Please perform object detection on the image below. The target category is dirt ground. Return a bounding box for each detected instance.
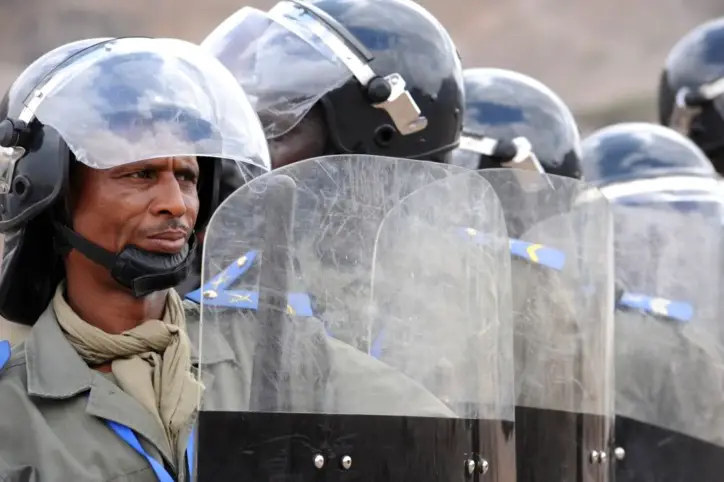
[1,0,723,133]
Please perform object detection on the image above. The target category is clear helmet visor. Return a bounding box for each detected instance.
[17,37,271,173]
[201,4,353,139]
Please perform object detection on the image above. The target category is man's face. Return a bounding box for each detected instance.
[268,104,328,169]
[71,156,200,255]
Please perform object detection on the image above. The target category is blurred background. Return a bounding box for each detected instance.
[1,0,723,134]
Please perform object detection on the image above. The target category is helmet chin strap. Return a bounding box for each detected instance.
[53,222,196,298]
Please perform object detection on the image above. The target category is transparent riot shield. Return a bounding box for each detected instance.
[472,169,615,482]
[612,204,724,482]
[195,156,515,481]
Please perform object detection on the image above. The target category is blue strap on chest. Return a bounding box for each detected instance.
[184,250,313,316]
[108,421,194,482]
[458,227,566,271]
[617,292,693,323]
[0,340,10,372]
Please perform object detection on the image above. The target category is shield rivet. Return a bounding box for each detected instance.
[590,450,601,463]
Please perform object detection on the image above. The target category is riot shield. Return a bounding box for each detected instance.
[612,204,724,482]
[474,169,615,482]
[195,156,515,481]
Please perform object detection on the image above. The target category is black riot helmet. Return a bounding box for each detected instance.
[658,17,724,174]
[452,68,582,179]
[201,0,464,167]
[579,123,723,216]
[581,122,716,186]
[0,37,270,325]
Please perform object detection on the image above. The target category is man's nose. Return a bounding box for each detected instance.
[151,172,187,218]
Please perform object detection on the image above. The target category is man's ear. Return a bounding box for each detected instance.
[64,160,86,228]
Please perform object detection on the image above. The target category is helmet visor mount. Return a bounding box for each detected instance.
[669,76,724,137]
[454,133,548,191]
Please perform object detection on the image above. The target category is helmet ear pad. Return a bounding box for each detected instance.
[0,210,65,325]
[0,124,70,233]
[0,124,71,325]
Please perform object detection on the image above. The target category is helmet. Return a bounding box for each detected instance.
[0,37,270,324]
[580,122,716,185]
[201,0,464,164]
[658,17,724,174]
[580,123,723,217]
[451,68,582,179]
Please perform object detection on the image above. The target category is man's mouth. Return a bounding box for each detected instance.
[145,230,189,253]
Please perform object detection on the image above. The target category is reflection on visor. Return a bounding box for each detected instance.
[11,37,272,171]
[203,6,353,138]
[106,108,217,143]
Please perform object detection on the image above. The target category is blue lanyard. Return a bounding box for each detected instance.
[107,421,194,482]
[0,340,10,372]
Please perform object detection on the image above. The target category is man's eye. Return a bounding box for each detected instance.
[128,170,155,179]
[177,172,199,183]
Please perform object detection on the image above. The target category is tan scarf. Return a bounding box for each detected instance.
[52,284,203,463]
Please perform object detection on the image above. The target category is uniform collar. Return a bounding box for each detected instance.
[24,297,236,398]
[25,303,94,398]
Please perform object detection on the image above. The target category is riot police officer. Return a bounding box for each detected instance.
[658,17,724,175]
[423,69,613,481]
[581,121,724,479]
[580,122,723,217]
[201,0,464,168]
[452,68,582,179]
[449,70,615,481]
[179,0,469,298]
[0,36,271,481]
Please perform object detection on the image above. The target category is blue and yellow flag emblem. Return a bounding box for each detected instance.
[185,250,313,316]
[460,227,566,271]
[618,292,693,323]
